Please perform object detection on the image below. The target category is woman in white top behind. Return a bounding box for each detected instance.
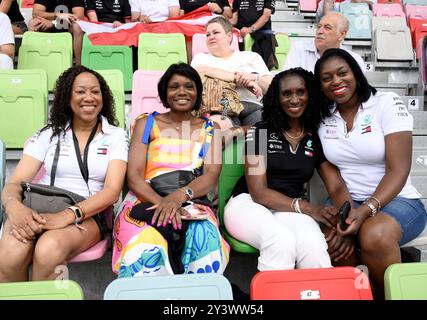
[191,16,272,134]
[130,0,180,23]
[0,66,128,282]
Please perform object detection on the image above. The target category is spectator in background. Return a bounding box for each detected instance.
[284,12,364,73]
[129,0,180,23]
[72,0,131,65]
[0,12,14,70]
[230,0,276,69]
[28,1,85,67]
[317,0,377,20]
[85,0,131,26]
[179,0,232,19]
[0,0,28,34]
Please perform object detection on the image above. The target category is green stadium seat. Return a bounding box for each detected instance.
[0,280,84,300]
[0,139,5,226]
[0,69,48,118]
[82,35,133,91]
[17,32,72,91]
[137,33,187,70]
[0,88,46,148]
[218,139,258,253]
[96,69,126,128]
[384,262,427,300]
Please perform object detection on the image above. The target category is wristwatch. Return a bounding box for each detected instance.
[249,26,256,34]
[363,200,377,217]
[68,205,85,224]
[181,186,194,200]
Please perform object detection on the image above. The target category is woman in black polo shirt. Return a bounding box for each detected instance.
[224,68,354,271]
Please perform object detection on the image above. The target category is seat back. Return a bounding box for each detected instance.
[341,3,373,39]
[96,69,125,128]
[409,18,427,46]
[17,31,72,91]
[0,88,46,148]
[191,33,239,60]
[138,33,187,70]
[131,70,167,128]
[275,33,291,71]
[104,274,233,300]
[384,262,427,299]
[373,3,405,17]
[414,26,427,57]
[404,0,427,5]
[21,0,34,7]
[0,280,84,300]
[82,35,133,91]
[218,139,245,226]
[372,16,407,33]
[406,4,427,19]
[299,0,317,12]
[375,25,414,60]
[0,69,48,104]
[251,267,374,300]
[0,139,5,225]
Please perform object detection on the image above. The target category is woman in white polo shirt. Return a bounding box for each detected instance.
[315,48,427,299]
[0,66,128,281]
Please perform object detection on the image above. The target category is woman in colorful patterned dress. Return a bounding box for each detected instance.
[112,63,229,277]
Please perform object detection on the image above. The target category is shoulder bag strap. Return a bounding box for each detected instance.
[142,112,158,145]
[49,135,61,187]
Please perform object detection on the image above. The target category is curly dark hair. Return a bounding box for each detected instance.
[157,63,203,111]
[314,48,377,119]
[262,67,321,135]
[47,65,117,138]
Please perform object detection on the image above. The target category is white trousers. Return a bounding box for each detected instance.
[224,193,332,271]
[0,53,13,70]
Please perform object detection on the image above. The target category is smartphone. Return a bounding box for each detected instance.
[181,205,209,221]
[339,201,351,231]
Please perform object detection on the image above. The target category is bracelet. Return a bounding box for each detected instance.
[292,198,302,213]
[368,196,381,210]
[362,200,377,217]
[291,198,297,212]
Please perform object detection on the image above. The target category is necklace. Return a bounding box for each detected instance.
[284,125,305,140]
[340,105,359,124]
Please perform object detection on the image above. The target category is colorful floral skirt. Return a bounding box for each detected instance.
[112,191,230,277]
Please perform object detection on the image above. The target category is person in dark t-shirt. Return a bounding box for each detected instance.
[179,0,231,19]
[224,67,355,271]
[85,0,131,24]
[0,0,27,34]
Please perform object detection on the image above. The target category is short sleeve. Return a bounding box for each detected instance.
[245,123,268,157]
[265,0,275,12]
[232,0,239,12]
[251,52,270,76]
[108,128,129,162]
[122,0,131,17]
[379,93,413,136]
[313,134,327,169]
[168,0,180,7]
[23,128,52,163]
[0,14,14,46]
[85,0,95,11]
[129,0,140,12]
[71,0,85,8]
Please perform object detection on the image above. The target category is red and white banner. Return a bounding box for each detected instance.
[77,5,217,46]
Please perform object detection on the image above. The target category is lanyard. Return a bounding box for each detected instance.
[72,119,100,192]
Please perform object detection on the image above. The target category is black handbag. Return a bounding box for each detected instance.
[21,121,99,213]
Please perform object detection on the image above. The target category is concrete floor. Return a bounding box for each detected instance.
[68,248,259,300]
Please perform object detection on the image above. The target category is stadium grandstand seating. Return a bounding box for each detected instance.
[17,32,72,91]
[137,33,187,70]
[384,262,427,299]
[104,274,233,300]
[96,69,126,129]
[0,280,84,300]
[82,35,133,92]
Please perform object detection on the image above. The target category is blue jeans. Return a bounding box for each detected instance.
[326,197,427,246]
